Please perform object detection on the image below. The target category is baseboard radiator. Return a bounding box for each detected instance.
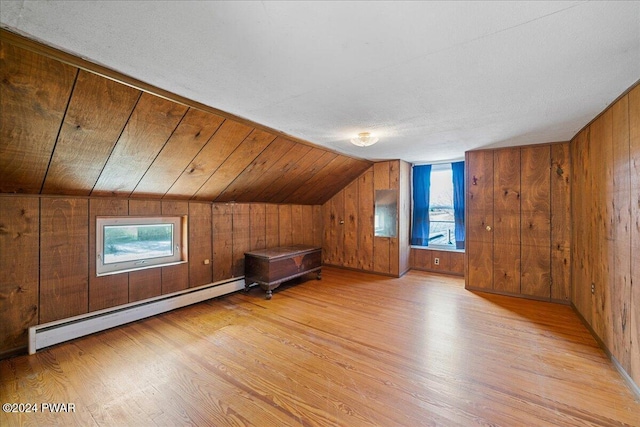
[28,277,247,354]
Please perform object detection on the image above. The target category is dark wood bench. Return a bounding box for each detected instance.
[244,245,322,299]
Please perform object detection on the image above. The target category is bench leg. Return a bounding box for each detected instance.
[265,290,272,300]
[317,269,322,280]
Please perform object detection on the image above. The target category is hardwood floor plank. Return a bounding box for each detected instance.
[2,268,638,426]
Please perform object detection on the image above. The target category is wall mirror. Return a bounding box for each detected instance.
[374,189,397,237]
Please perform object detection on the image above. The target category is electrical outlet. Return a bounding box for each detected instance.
[434,257,440,266]
[591,283,595,294]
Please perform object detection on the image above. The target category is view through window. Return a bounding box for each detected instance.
[103,223,174,264]
[429,163,455,247]
[96,216,186,276]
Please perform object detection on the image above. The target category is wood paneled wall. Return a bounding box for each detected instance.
[410,249,464,276]
[0,31,372,205]
[465,142,571,303]
[571,84,640,389]
[322,160,411,277]
[0,195,322,358]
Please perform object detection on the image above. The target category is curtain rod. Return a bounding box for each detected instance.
[412,158,464,167]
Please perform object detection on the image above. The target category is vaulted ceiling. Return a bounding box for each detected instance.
[0,34,371,204]
[1,1,638,164]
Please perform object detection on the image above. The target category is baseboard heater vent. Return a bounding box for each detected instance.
[29,277,247,354]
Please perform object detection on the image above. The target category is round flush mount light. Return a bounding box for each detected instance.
[350,132,379,147]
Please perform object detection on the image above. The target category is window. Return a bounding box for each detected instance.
[96,216,187,276]
[411,161,465,250]
[429,164,455,248]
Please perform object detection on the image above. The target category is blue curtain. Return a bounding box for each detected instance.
[452,161,465,249]
[411,165,432,246]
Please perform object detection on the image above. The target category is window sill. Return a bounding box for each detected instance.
[410,245,465,254]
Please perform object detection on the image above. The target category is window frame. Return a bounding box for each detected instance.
[96,215,188,276]
[411,161,464,252]
[426,163,456,250]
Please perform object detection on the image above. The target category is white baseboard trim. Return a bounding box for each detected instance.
[28,277,248,354]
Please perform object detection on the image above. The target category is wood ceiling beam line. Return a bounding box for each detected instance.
[88,92,143,197]
[0,29,364,161]
[39,69,80,194]
[160,117,228,200]
[127,107,191,198]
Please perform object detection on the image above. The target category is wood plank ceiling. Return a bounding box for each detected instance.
[0,34,372,205]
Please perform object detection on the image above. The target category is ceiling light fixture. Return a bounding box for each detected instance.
[350,132,379,147]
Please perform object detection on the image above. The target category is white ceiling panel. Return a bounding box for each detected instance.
[1,0,638,163]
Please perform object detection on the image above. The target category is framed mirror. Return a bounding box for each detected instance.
[374,189,397,237]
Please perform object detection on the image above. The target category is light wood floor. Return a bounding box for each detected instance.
[1,268,639,426]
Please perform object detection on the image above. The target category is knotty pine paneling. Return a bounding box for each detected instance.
[0,197,39,356]
[466,150,494,213]
[521,145,551,299]
[0,41,76,194]
[324,191,344,265]
[194,129,276,201]
[188,202,212,287]
[373,237,391,274]
[611,95,632,372]
[313,158,373,206]
[0,194,326,357]
[291,204,305,244]
[571,128,592,323]
[128,199,162,302]
[265,204,280,248]
[232,203,251,278]
[161,200,189,294]
[89,198,129,312]
[212,203,233,282]
[284,156,351,205]
[521,145,551,247]
[267,149,336,204]
[40,198,88,323]
[287,156,363,205]
[493,148,520,294]
[165,119,253,199]
[217,137,297,203]
[43,70,141,196]
[343,180,359,269]
[133,108,225,198]
[450,251,465,275]
[590,109,614,348]
[372,160,398,275]
[91,93,187,197]
[629,85,640,386]
[493,243,521,294]
[302,205,315,246]
[466,213,495,244]
[312,205,323,248]
[242,143,313,203]
[1,33,373,205]
[411,249,465,276]
[465,150,494,290]
[570,83,640,390]
[551,143,571,303]
[249,203,267,251]
[467,240,494,290]
[357,169,374,271]
[129,269,162,303]
[374,162,391,190]
[494,148,521,214]
[466,144,568,300]
[278,204,293,247]
[520,244,551,298]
